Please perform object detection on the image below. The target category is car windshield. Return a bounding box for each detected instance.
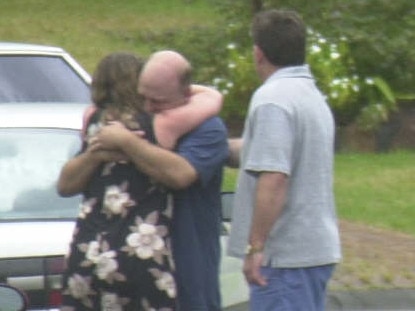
[0,128,82,220]
[0,55,90,103]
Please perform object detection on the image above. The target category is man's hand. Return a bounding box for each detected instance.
[243,252,267,286]
[88,121,130,151]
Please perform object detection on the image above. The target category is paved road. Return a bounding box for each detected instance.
[224,289,415,311]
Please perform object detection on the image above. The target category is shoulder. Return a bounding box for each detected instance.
[250,84,292,116]
[252,77,317,114]
[185,116,227,136]
[200,116,226,129]
[176,117,229,172]
[177,116,228,150]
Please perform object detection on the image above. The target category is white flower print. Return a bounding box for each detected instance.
[95,250,118,280]
[79,237,126,284]
[121,212,171,264]
[141,298,156,311]
[78,198,96,219]
[85,240,100,263]
[86,123,102,141]
[126,223,165,259]
[102,162,116,176]
[67,274,91,299]
[103,184,135,217]
[65,273,96,308]
[101,292,126,311]
[152,270,177,298]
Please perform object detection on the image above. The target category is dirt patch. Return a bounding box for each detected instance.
[329,220,415,290]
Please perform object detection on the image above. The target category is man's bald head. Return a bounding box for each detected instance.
[138,50,192,112]
[147,50,192,84]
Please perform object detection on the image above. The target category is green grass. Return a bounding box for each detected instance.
[223,151,415,236]
[222,168,238,192]
[334,150,415,235]
[0,0,220,72]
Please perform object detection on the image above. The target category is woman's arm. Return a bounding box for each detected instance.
[154,84,223,149]
[57,150,101,197]
[57,146,128,197]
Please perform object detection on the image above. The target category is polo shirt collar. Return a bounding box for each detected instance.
[266,65,313,83]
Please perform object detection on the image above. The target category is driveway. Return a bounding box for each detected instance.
[224,289,415,310]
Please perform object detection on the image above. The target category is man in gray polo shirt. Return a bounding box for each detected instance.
[227,9,341,310]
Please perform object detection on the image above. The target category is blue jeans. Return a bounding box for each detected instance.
[249,264,335,311]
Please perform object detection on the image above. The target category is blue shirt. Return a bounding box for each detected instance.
[172,116,228,310]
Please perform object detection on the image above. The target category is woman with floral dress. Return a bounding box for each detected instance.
[58,52,222,310]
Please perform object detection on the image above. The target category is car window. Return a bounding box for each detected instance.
[0,128,82,220]
[0,56,90,103]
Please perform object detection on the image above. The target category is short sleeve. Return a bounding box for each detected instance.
[176,117,228,187]
[244,103,294,175]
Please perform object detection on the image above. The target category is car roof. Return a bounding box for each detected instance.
[0,103,90,130]
[0,42,92,84]
[0,42,65,54]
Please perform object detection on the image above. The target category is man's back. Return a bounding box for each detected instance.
[229,65,341,267]
[172,116,228,310]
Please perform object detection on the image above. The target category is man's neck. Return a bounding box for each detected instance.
[259,63,279,82]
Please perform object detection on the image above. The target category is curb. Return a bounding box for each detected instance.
[224,289,415,310]
[327,289,415,310]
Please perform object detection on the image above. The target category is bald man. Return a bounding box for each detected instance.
[139,50,192,114]
[91,50,228,310]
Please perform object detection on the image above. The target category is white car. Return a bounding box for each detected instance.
[0,42,248,310]
[0,103,88,309]
[0,42,91,104]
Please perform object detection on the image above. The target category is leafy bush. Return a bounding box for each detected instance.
[132,26,229,85]
[207,24,397,130]
[209,0,401,130]
[307,30,397,129]
[355,77,397,130]
[130,1,401,130]
[307,29,361,126]
[244,0,415,96]
[211,43,259,120]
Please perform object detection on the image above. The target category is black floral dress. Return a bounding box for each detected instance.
[61,110,176,311]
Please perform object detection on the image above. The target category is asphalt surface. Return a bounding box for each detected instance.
[224,289,415,310]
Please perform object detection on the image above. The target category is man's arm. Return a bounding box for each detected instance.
[250,171,288,252]
[243,171,288,286]
[91,122,198,190]
[227,138,243,168]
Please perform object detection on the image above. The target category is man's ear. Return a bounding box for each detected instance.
[184,85,192,98]
[253,45,264,64]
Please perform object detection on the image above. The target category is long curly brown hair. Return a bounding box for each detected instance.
[91,52,145,122]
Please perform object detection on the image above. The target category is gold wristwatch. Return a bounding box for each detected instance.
[244,244,263,256]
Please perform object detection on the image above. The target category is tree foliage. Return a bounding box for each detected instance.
[246,0,415,95]
[209,0,413,129]
[135,0,413,130]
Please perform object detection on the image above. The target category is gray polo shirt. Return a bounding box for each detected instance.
[227,65,342,268]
